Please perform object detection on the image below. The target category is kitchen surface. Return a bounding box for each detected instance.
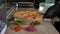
[6,20,59,34]
[0,0,60,34]
[5,7,59,34]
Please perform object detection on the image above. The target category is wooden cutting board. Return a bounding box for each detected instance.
[5,20,59,34]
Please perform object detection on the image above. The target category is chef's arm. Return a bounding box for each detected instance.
[43,6,56,21]
[43,5,60,21]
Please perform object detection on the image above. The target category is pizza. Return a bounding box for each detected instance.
[13,10,43,20]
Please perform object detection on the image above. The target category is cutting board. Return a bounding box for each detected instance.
[5,20,59,34]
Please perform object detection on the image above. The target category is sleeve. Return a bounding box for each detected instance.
[43,5,56,19]
[43,5,60,19]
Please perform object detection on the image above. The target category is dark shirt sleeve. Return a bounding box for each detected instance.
[43,4,60,19]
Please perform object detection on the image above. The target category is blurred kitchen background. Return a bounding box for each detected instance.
[0,0,55,33]
[0,0,60,34]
